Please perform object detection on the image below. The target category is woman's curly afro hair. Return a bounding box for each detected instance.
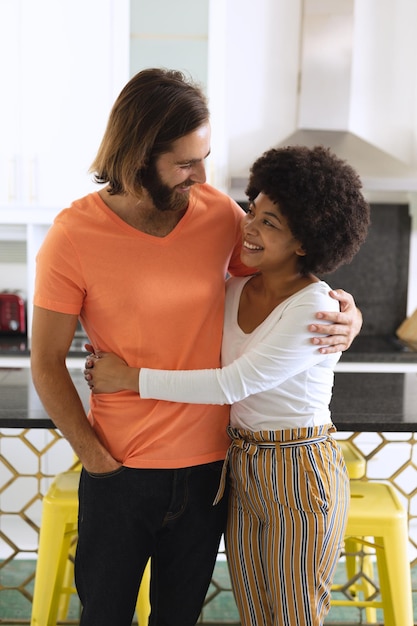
[245,145,370,275]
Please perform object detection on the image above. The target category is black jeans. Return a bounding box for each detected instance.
[75,462,228,626]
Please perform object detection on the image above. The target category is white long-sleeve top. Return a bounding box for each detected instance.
[139,276,341,431]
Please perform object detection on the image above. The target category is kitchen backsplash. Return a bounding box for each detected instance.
[323,204,410,336]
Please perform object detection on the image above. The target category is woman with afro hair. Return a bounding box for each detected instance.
[85,145,370,626]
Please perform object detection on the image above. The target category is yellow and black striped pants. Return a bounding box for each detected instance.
[224,424,349,626]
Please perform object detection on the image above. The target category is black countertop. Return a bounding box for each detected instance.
[0,334,88,357]
[1,334,417,362]
[1,367,417,432]
[341,334,417,362]
[0,367,90,428]
[329,371,417,431]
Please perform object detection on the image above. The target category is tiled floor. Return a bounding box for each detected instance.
[1,559,416,624]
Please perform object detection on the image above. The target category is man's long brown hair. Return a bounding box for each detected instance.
[90,68,209,198]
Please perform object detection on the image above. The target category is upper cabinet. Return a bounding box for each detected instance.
[0,0,130,209]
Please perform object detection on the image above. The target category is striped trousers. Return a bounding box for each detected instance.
[224,424,350,626]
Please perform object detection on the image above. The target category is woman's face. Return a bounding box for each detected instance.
[241,193,305,272]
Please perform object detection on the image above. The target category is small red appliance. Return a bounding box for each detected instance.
[0,293,26,334]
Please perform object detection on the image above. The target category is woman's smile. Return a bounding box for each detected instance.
[242,239,264,252]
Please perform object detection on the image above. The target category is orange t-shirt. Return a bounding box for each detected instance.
[34,185,250,468]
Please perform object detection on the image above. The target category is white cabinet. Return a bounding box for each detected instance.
[0,0,130,208]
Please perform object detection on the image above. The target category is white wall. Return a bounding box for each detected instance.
[129,0,209,85]
[208,0,302,185]
[351,0,417,163]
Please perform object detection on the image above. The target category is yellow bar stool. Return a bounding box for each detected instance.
[338,440,366,480]
[335,441,376,622]
[331,442,413,625]
[31,470,151,626]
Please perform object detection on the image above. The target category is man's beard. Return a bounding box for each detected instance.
[141,161,192,213]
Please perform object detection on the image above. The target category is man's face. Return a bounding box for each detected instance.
[142,123,211,212]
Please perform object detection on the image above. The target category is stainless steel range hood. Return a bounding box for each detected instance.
[232,0,417,195]
[276,0,417,191]
[275,129,417,188]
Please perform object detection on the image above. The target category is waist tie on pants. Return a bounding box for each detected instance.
[213,423,336,505]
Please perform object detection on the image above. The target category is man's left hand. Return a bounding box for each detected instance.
[309,289,362,354]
